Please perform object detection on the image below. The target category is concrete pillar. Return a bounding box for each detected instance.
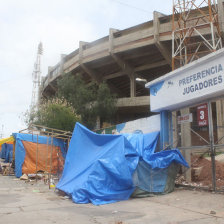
[218,0,224,39]
[216,100,224,144]
[130,74,136,97]
[153,11,160,40]
[109,28,119,54]
[160,110,171,150]
[79,41,88,63]
[60,54,66,75]
[180,107,192,182]
[153,11,172,67]
[172,111,178,148]
[96,116,101,130]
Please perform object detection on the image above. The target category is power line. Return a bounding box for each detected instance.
[109,0,153,14]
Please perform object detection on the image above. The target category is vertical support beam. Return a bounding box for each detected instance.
[60,54,66,74]
[109,27,136,97]
[172,111,178,148]
[216,100,224,144]
[96,116,101,130]
[160,110,171,150]
[79,41,101,84]
[130,73,136,97]
[109,28,119,54]
[79,41,88,63]
[153,11,160,41]
[218,0,224,39]
[153,11,172,67]
[208,101,216,191]
[180,108,191,182]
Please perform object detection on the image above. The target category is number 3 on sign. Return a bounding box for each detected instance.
[200,110,205,120]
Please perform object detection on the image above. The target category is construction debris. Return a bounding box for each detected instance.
[20,174,28,180]
[191,155,224,187]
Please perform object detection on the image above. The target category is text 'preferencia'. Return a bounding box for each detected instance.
[178,64,223,95]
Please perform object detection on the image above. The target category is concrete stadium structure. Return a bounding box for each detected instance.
[40,2,224,126]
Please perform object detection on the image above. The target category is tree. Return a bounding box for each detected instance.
[25,99,80,132]
[57,73,117,129]
[95,82,117,120]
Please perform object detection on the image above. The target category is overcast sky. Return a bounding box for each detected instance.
[0,0,172,137]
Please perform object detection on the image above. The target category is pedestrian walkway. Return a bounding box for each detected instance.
[0,176,224,224]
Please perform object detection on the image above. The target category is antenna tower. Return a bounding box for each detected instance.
[172,0,222,70]
[31,42,43,110]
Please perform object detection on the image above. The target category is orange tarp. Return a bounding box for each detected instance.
[22,141,64,174]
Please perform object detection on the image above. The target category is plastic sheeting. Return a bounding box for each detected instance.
[0,136,14,146]
[132,161,180,197]
[13,133,67,178]
[57,123,142,205]
[142,149,188,169]
[0,143,13,162]
[0,137,14,162]
[21,141,64,175]
[57,123,188,205]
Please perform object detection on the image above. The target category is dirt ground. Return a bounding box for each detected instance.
[191,155,224,188]
[1,175,224,224]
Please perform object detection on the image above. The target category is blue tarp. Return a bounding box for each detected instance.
[0,143,13,163]
[0,144,6,159]
[57,122,188,205]
[12,133,67,178]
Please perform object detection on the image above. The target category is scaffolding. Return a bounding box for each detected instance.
[172,0,222,70]
[19,124,72,188]
[172,0,224,191]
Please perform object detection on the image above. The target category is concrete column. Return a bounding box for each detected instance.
[160,110,171,150]
[79,41,88,63]
[172,111,178,148]
[109,28,119,54]
[96,116,100,130]
[216,100,224,144]
[153,11,160,40]
[180,107,192,182]
[153,11,172,67]
[130,74,136,97]
[60,54,66,75]
[218,0,224,39]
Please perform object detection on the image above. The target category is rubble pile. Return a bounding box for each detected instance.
[191,155,224,187]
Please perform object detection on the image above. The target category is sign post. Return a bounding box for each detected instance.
[208,101,216,191]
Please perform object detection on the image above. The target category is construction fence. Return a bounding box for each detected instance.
[172,98,224,192]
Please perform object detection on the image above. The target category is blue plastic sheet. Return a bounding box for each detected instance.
[0,143,13,163]
[133,160,170,193]
[57,123,141,205]
[0,144,7,159]
[143,149,189,169]
[57,122,188,205]
[13,133,67,178]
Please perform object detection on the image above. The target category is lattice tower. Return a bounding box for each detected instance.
[172,0,222,70]
[30,42,43,111]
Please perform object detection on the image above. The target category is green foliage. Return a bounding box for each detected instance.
[57,73,117,129]
[95,82,117,120]
[25,99,80,132]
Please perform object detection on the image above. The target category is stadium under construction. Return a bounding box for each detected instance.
[40,0,224,151]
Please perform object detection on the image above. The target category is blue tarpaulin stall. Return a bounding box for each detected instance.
[13,133,67,178]
[57,123,188,205]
